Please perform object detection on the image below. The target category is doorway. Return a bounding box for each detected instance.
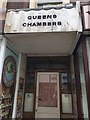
[35,72,60,118]
[23,56,74,119]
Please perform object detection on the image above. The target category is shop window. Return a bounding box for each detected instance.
[77,44,89,119]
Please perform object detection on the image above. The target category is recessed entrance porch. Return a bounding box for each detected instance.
[4,29,80,119]
[23,56,74,119]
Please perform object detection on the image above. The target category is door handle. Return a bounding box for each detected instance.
[38,98,42,101]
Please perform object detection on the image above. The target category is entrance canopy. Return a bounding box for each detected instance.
[4,2,82,56]
[5,32,80,56]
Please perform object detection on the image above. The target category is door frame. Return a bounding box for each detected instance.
[35,71,60,118]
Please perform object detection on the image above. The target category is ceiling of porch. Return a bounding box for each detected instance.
[5,31,79,56]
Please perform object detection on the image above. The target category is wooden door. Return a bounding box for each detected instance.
[35,72,60,118]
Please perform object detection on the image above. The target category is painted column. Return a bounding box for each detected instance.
[29,0,37,8]
[0,37,7,84]
[0,0,7,20]
[12,53,21,118]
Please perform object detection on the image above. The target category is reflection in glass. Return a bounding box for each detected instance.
[77,44,89,119]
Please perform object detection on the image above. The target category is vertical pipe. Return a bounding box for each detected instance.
[12,53,21,118]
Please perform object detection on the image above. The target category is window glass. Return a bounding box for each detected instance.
[77,44,89,119]
[87,38,90,77]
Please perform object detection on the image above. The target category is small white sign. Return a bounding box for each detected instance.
[24,93,34,112]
